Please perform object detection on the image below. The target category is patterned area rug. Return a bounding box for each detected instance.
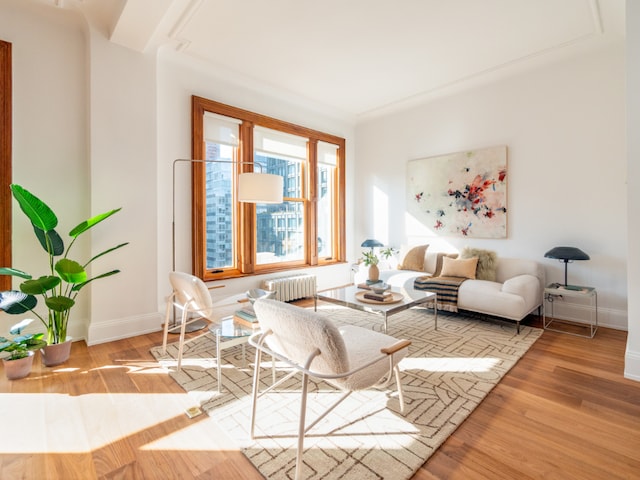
[150,304,542,480]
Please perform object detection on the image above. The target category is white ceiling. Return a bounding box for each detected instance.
[42,0,626,121]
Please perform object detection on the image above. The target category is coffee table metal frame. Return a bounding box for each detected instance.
[209,316,254,393]
[314,285,437,333]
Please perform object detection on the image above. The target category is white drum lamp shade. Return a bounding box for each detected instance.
[238,172,283,204]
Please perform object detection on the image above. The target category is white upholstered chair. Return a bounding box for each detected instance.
[249,299,411,480]
[161,271,217,370]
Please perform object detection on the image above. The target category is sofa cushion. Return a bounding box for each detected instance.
[461,247,498,281]
[398,244,428,271]
[458,280,526,320]
[440,256,478,279]
[426,251,458,276]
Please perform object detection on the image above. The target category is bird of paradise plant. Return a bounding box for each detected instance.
[0,184,128,345]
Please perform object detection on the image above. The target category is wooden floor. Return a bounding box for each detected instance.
[1,312,639,479]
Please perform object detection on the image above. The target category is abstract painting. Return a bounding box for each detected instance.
[407,145,507,238]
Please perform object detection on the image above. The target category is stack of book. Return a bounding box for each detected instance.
[234,304,260,329]
[363,291,392,302]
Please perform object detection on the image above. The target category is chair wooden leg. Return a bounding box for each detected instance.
[295,372,310,480]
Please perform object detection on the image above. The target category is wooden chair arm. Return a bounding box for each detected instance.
[381,339,411,355]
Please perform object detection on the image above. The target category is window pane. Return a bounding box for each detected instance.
[255,154,302,199]
[256,201,304,264]
[317,164,334,258]
[205,142,235,269]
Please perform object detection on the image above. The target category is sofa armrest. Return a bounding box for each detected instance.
[502,274,541,308]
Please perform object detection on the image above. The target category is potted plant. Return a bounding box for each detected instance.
[0,184,127,366]
[0,319,47,379]
[360,246,397,283]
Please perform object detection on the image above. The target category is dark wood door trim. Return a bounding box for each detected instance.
[0,40,12,289]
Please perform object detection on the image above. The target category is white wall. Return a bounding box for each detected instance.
[84,16,162,344]
[625,0,640,380]
[355,42,628,330]
[0,3,90,340]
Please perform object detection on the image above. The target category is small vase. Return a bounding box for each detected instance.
[368,264,380,283]
[3,351,35,380]
[41,338,73,367]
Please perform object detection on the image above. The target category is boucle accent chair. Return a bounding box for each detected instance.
[161,271,216,370]
[249,299,411,480]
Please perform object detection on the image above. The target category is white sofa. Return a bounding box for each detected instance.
[354,253,545,332]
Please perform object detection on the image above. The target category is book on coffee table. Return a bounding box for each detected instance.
[363,291,392,302]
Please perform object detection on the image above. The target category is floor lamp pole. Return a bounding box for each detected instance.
[169,158,237,333]
[169,158,281,333]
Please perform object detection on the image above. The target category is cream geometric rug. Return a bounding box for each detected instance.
[151,304,542,480]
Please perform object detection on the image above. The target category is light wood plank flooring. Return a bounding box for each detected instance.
[1,312,638,479]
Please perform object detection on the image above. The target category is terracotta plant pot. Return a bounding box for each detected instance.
[368,264,380,283]
[40,338,72,367]
[3,351,35,380]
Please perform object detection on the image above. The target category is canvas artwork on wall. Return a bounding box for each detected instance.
[407,145,508,238]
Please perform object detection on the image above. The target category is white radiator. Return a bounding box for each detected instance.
[262,274,317,302]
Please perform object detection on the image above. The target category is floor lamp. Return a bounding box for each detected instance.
[170,158,283,332]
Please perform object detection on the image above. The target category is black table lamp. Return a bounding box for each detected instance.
[361,239,383,252]
[544,246,590,286]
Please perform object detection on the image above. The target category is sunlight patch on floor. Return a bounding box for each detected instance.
[401,356,500,372]
[0,392,201,453]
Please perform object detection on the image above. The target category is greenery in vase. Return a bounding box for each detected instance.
[0,184,128,345]
[361,246,398,266]
[0,319,47,360]
[361,250,379,266]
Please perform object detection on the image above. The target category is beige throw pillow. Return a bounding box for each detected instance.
[461,247,497,281]
[440,256,478,279]
[398,244,428,271]
[432,252,459,276]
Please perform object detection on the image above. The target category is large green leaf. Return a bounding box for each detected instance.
[0,290,37,314]
[45,296,74,312]
[33,226,64,256]
[55,259,87,284]
[71,269,120,292]
[10,184,58,232]
[20,276,60,294]
[85,242,129,266]
[69,208,122,237]
[0,268,32,280]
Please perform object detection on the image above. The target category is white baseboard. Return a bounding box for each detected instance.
[625,348,640,382]
[87,312,163,346]
[544,302,627,331]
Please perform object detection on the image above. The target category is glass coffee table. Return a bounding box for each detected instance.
[209,316,254,393]
[314,285,437,333]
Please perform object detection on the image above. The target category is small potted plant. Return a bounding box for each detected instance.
[360,246,397,283]
[0,319,47,380]
[0,184,127,366]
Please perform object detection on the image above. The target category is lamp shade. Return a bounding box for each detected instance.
[544,246,589,286]
[361,239,383,248]
[238,172,283,204]
[544,246,590,261]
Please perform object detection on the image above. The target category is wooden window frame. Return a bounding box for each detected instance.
[191,96,346,281]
